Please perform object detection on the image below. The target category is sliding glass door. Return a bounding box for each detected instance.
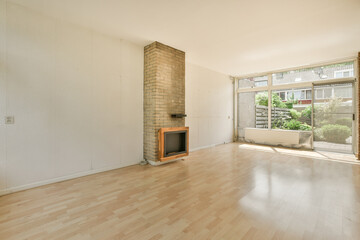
[313,82,354,153]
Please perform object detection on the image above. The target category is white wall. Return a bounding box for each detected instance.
[0,0,7,192]
[185,63,233,151]
[0,2,143,195]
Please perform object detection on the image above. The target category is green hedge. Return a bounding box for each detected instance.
[289,109,301,120]
[314,128,324,141]
[283,119,300,130]
[335,118,352,128]
[299,123,311,131]
[321,124,351,144]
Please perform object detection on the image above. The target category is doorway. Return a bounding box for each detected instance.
[313,82,355,153]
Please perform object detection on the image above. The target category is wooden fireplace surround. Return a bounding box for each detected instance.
[158,127,189,162]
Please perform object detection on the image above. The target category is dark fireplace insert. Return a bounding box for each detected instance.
[164,130,187,157]
[158,127,189,161]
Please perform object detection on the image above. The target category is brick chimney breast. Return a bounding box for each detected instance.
[144,42,185,162]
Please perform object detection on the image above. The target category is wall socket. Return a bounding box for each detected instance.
[5,116,14,124]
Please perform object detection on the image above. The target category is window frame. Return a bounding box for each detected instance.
[234,58,357,150]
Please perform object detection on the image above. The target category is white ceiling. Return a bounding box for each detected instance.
[9,0,360,75]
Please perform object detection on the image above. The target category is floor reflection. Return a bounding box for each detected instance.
[238,143,358,164]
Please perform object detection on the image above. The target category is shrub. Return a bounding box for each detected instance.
[299,123,312,131]
[335,118,352,128]
[255,92,268,106]
[271,94,287,108]
[285,102,293,109]
[289,109,301,120]
[321,124,351,144]
[314,128,324,141]
[301,106,312,119]
[283,119,301,130]
[319,120,330,126]
[312,98,342,124]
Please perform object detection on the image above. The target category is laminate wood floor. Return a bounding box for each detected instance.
[1,143,360,240]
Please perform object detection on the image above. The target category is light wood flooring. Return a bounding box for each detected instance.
[0,143,360,240]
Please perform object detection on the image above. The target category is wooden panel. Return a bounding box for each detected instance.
[158,127,189,162]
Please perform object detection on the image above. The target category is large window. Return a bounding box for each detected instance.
[236,59,356,136]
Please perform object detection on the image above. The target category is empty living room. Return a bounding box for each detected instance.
[1,0,360,239]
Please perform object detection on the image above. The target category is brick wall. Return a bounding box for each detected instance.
[144,42,185,162]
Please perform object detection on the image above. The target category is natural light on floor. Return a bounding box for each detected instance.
[238,143,358,164]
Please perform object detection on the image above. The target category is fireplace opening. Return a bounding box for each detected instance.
[164,131,187,157]
[158,127,189,161]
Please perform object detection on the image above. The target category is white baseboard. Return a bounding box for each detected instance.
[190,144,216,152]
[189,140,233,152]
[147,158,184,166]
[0,162,138,196]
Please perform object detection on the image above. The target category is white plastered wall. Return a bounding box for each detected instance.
[0,2,143,195]
[185,63,233,151]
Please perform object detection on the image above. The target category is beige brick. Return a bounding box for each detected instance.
[143,42,185,162]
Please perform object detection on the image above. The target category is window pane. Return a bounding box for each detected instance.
[313,83,353,153]
[301,90,305,100]
[255,91,269,129]
[316,89,323,99]
[238,76,268,89]
[293,90,302,100]
[306,90,312,100]
[335,72,342,78]
[324,88,332,98]
[272,62,354,85]
[334,86,352,98]
[238,91,268,140]
[271,88,312,131]
[280,92,285,100]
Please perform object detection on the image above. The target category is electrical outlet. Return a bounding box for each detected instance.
[5,116,14,124]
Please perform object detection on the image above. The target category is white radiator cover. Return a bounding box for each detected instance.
[244,128,312,149]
